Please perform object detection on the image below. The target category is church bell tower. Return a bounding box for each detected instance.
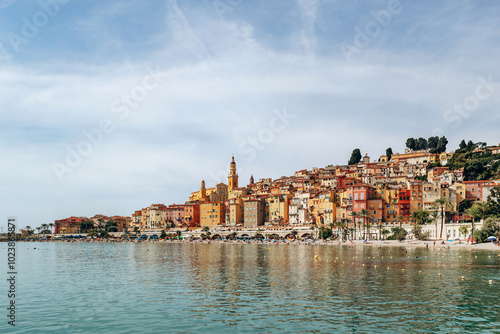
[228,156,238,191]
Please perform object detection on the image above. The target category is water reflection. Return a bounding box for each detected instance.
[0,242,498,333]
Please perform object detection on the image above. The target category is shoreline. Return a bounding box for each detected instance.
[13,238,500,251]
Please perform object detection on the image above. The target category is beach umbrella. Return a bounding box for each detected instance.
[486,236,497,241]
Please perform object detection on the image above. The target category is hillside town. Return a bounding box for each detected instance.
[46,139,500,242]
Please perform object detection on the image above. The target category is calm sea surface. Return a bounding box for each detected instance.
[1,242,499,333]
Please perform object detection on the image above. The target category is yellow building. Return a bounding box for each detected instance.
[189,181,228,202]
[265,194,289,225]
[200,202,226,228]
[228,197,243,227]
[310,192,336,226]
[374,185,399,222]
[189,180,208,202]
[454,182,466,206]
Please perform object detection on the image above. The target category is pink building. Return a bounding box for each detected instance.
[166,204,185,227]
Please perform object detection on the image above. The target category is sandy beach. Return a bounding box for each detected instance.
[25,237,500,252]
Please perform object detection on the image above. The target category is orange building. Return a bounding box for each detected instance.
[54,217,84,234]
[111,216,131,232]
[184,202,200,227]
[200,202,225,228]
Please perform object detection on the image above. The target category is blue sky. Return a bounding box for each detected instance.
[1,0,500,231]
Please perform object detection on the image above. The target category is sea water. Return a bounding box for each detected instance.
[0,242,499,333]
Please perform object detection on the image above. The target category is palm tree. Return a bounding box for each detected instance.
[473,202,488,223]
[429,207,439,241]
[133,226,140,237]
[360,209,372,240]
[49,223,54,234]
[291,230,298,240]
[465,205,481,237]
[377,223,383,240]
[41,224,49,233]
[350,212,359,240]
[398,214,403,228]
[458,225,469,241]
[25,226,32,235]
[435,198,452,240]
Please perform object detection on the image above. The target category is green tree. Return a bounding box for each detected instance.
[486,187,500,216]
[411,224,430,240]
[428,136,439,151]
[458,225,469,240]
[348,149,362,165]
[397,214,403,228]
[388,227,407,241]
[291,230,298,239]
[350,212,360,240]
[319,226,332,240]
[381,229,390,240]
[360,209,372,240]
[406,138,416,151]
[459,139,467,150]
[105,219,118,232]
[429,207,439,240]
[458,199,473,213]
[80,220,94,233]
[160,230,167,239]
[386,147,393,161]
[435,198,452,239]
[417,137,428,150]
[472,218,500,243]
[255,228,262,239]
[436,136,448,154]
[465,205,482,236]
[473,202,489,222]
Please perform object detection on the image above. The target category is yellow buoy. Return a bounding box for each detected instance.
[439,273,442,276]
[419,271,422,274]
[314,255,318,259]
[402,269,405,272]
[489,280,493,284]
[461,276,465,280]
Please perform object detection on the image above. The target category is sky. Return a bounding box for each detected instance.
[1,0,500,231]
